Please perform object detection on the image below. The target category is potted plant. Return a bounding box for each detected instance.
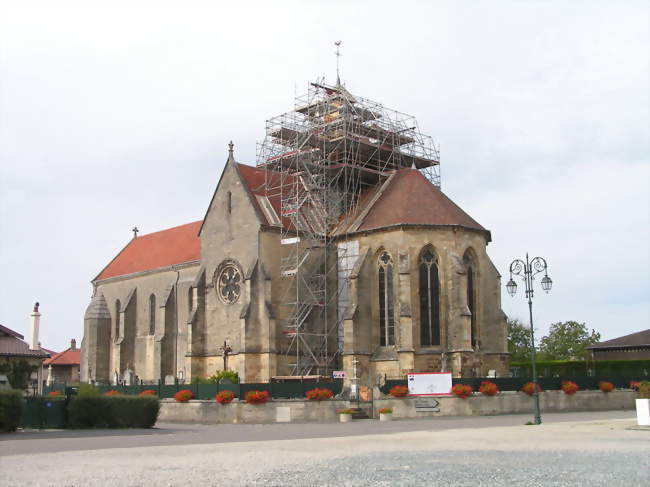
[451,383,473,399]
[598,381,614,393]
[378,407,393,421]
[635,381,650,426]
[389,385,408,398]
[305,388,333,401]
[244,390,269,405]
[478,381,499,396]
[173,389,194,402]
[337,408,353,423]
[216,390,235,405]
[520,382,542,396]
[561,381,579,395]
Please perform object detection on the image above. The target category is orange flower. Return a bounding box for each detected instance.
[104,390,120,396]
[216,390,235,404]
[244,390,269,405]
[305,388,333,401]
[598,381,614,393]
[389,385,409,398]
[174,389,194,402]
[478,381,499,396]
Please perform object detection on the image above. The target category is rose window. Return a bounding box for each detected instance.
[217,264,241,304]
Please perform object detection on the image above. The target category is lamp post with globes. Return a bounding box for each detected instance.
[506,254,552,425]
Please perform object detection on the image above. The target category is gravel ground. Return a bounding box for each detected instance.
[1,417,647,486]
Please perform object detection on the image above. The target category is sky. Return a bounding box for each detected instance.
[0,1,648,352]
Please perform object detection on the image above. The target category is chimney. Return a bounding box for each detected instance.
[71,338,77,350]
[29,302,41,351]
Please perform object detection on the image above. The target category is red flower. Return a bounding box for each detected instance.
[139,389,157,396]
[598,381,614,393]
[244,390,269,405]
[47,391,62,397]
[174,389,194,402]
[521,382,542,396]
[389,385,409,398]
[630,381,641,391]
[216,390,235,404]
[451,383,473,399]
[478,381,499,396]
[104,390,120,396]
[305,388,333,401]
[561,381,579,395]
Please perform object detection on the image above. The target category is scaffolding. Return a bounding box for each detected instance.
[257,80,440,376]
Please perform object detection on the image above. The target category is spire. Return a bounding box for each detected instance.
[335,41,342,86]
[227,140,234,162]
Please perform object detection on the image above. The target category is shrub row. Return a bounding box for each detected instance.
[0,390,23,432]
[67,396,159,429]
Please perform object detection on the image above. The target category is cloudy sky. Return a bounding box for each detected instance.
[1,1,648,352]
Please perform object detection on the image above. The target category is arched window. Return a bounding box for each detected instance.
[149,294,156,335]
[378,251,395,346]
[419,247,440,346]
[464,251,478,348]
[114,299,121,338]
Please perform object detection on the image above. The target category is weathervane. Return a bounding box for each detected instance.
[335,41,342,85]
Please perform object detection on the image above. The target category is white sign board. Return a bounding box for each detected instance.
[333,371,346,379]
[407,372,452,396]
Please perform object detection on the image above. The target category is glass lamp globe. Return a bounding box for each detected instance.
[506,279,517,297]
[541,275,553,293]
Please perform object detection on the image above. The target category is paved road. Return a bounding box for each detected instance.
[1,411,647,486]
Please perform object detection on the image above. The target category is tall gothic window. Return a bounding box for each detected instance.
[464,251,478,348]
[188,286,193,314]
[114,299,121,339]
[419,247,440,346]
[378,251,395,346]
[149,294,156,335]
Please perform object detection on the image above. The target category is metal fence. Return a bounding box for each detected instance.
[380,375,640,395]
[43,380,344,400]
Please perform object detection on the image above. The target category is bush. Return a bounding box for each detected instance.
[305,388,333,401]
[212,370,240,383]
[378,407,393,414]
[215,390,235,404]
[389,385,409,398]
[244,390,269,405]
[0,390,23,432]
[598,381,614,393]
[76,383,100,397]
[638,381,650,399]
[451,383,473,399]
[521,382,542,396]
[174,389,194,402]
[67,396,160,428]
[561,381,579,395]
[478,381,499,396]
[139,390,157,396]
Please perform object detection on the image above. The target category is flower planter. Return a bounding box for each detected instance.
[636,398,650,426]
[339,413,352,423]
[379,412,393,422]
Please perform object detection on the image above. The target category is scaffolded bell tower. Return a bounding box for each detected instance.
[257,80,440,376]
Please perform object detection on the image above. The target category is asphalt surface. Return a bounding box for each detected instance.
[1,411,647,486]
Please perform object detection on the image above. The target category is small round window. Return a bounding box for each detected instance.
[216,263,241,304]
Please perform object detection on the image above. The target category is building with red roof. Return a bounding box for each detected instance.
[43,339,81,384]
[82,81,507,386]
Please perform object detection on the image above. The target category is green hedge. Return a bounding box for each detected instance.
[511,359,650,377]
[0,390,23,432]
[67,396,159,429]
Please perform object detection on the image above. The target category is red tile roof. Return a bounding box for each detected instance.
[44,348,81,366]
[356,168,487,234]
[236,163,293,230]
[95,221,202,281]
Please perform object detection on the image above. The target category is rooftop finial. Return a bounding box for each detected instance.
[132,226,139,238]
[228,140,234,160]
[335,41,342,86]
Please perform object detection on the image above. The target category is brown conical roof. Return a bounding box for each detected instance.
[355,168,488,237]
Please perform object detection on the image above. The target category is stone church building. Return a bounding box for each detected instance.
[82,81,508,387]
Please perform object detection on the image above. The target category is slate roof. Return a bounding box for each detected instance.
[95,221,202,281]
[0,324,50,358]
[587,329,650,350]
[44,348,81,367]
[94,164,489,280]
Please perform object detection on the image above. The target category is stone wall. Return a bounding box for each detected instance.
[158,390,635,424]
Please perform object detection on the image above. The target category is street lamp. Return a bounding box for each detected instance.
[507,253,552,425]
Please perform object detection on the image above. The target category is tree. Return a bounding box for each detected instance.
[507,317,534,362]
[538,321,601,361]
